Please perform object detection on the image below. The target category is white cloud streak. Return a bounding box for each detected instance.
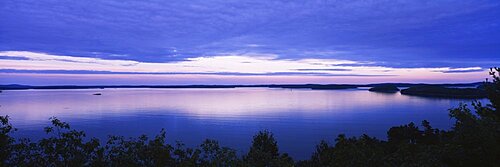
[0,51,488,83]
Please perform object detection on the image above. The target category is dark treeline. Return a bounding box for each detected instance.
[0,82,484,91]
[1,68,499,167]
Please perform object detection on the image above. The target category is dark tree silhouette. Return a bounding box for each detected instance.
[244,130,293,167]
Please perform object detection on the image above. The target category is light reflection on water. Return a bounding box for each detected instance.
[0,88,485,159]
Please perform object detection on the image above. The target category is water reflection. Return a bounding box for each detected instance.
[0,88,484,159]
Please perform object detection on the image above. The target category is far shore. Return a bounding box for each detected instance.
[0,82,488,99]
[0,82,483,90]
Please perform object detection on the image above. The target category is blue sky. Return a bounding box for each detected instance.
[0,0,499,85]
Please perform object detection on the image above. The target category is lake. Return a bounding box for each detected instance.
[0,88,485,160]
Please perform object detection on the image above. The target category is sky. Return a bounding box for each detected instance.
[1,0,499,85]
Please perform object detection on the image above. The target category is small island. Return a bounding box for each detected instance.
[400,85,486,98]
[368,85,400,93]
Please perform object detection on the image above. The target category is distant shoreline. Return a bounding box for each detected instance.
[0,82,483,90]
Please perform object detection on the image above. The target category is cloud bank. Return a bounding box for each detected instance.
[1,0,498,84]
[0,51,489,85]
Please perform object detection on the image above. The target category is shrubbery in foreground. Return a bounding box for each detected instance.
[1,68,499,167]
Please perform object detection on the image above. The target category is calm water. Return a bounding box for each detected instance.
[0,88,485,159]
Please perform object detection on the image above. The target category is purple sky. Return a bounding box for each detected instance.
[1,0,499,85]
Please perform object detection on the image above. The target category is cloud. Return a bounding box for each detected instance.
[1,0,499,67]
[433,67,484,73]
[0,51,490,83]
[295,68,352,72]
[0,69,396,77]
[1,1,497,84]
[0,51,362,75]
[0,56,30,60]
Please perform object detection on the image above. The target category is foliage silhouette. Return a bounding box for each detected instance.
[243,130,293,167]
